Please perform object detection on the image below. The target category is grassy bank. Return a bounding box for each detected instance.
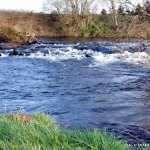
[0,10,149,44]
[0,113,130,150]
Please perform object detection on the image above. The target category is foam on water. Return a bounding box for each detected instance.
[27,45,150,67]
[28,47,86,61]
[0,53,8,57]
[91,51,150,66]
[1,42,150,67]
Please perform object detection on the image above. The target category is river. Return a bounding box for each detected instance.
[0,38,150,144]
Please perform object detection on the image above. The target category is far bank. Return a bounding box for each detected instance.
[0,11,150,45]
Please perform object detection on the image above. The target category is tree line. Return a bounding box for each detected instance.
[43,0,150,28]
[43,0,150,15]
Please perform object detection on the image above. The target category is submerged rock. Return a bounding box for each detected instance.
[35,45,48,49]
[9,49,24,56]
[85,54,92,58]
[9,49,19,56]
[18,52,24,56]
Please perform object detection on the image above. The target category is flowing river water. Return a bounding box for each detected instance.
[0,38,150,144]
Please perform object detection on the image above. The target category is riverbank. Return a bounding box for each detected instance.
[0,113,129,150]
[0,10,149,45]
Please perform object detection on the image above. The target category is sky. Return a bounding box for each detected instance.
[0,0,43,12]
[0,0,143,13]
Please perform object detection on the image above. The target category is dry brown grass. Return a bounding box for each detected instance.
[0,10,149,43]
[127,15,150,39]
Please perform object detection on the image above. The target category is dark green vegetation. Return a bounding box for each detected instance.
[0,113,130,150]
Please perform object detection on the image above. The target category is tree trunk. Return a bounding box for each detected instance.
[110,0,118,28]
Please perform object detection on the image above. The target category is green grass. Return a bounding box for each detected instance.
[0,113,129,150]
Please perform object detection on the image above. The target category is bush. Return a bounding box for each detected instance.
[82,24,97,36]
[99,25,109,34]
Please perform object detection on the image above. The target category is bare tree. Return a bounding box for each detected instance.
[144,0,150,14]
[100,0,145,28]
[81,0,96,15]
[69,0,79,16]
[43,0,69,14]
[43,0,97,15]
[100,0,118,28]
[110,0,118,27]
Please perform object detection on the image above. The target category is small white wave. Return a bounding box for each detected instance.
[53,43,79,47]
[112,75,138,83]
[91,51,150,66]
[28,47,87,61]
[0,53,8,57]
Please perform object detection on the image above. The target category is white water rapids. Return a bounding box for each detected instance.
[26,47,150,67]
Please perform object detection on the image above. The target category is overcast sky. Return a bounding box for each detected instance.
[0,0,143,12]
[0,0,43,12]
